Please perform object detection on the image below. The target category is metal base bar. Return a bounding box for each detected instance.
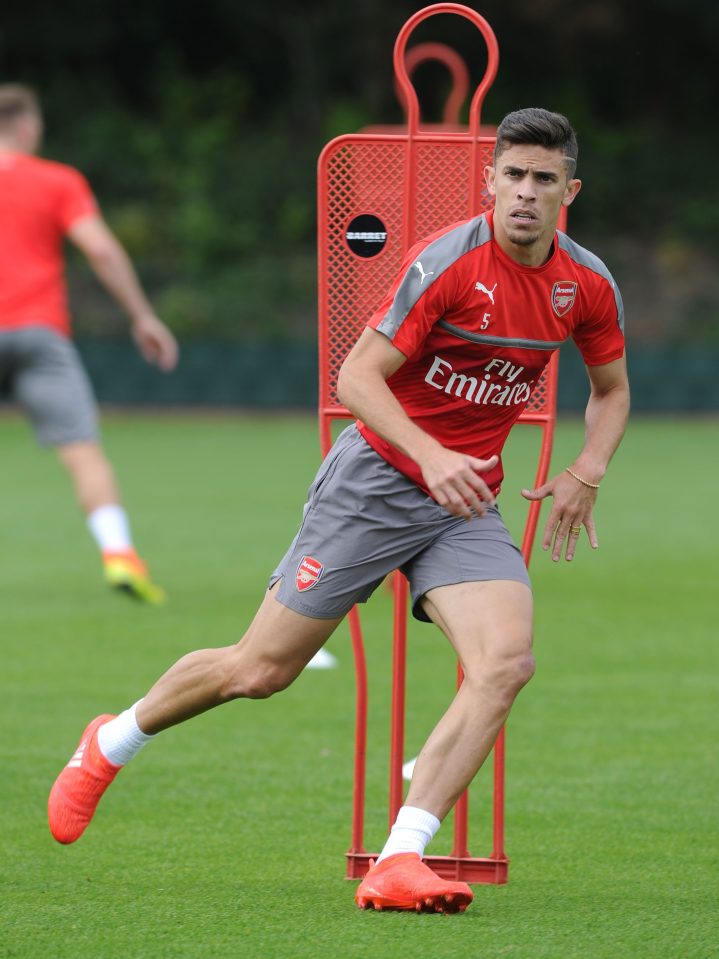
[346,852,509,884]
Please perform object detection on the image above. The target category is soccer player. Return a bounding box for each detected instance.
[48,108,630,912]
[0,85,178,603]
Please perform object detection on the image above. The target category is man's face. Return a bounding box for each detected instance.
[484,144,581,262]
[1,112,43,154]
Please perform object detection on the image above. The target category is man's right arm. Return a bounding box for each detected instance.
[337,327,497,519]
[67,214,178,372]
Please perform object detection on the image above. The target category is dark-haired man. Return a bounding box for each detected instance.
[48,108,629,912]
[0,85,177,603]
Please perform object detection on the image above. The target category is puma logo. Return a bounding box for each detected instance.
[475,281,498,304]
[414,260,435,285]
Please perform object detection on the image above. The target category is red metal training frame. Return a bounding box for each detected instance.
[316,3,561,884]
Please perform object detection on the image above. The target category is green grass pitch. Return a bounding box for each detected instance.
[1,411,716,958]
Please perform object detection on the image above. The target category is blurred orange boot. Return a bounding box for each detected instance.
[103,548,165,605]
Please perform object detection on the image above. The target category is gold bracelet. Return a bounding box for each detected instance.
[565,467,600,489]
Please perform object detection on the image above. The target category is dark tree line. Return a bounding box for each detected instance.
[1,0,717,343]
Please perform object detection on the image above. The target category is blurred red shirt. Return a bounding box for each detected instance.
[0,152,97,337]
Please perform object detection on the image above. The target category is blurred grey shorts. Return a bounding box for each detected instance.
[270,424,530,623]
[0,326,99,446]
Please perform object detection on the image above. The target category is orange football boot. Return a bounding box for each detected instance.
[355,853,474,913]
[48,714,121,844]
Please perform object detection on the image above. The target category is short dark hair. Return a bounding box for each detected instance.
[494,107,578,176]
[0,84,40,128]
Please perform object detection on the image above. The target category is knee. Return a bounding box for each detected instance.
[468,641,535,702]
[496,648,535,699]
[218,654,297,702]
[506,650,536,691]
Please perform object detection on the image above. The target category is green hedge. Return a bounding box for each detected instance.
[76,338,719,413]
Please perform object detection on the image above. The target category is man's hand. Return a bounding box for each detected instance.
[420,449,499,520]
[131,313,179,372]
[522,470,598,562]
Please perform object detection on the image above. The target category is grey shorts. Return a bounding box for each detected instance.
[270,425,530,623]
[0,326,99,446]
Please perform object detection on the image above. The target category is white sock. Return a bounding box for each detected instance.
[97,701,154,766]
[376,805,440,863]
[87,504,133,553]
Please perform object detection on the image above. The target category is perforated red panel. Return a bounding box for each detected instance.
[413,141,477,238]
[318,133,556,421]
[320,138,405,409]
[525,360,553,415]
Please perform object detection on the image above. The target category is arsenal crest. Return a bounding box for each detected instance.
[296,555,324,592]
[551,281,577,317]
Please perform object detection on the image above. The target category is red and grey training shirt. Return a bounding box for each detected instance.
[0,152,98,338]
[357,210,625,497]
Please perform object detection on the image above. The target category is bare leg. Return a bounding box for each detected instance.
[405,580,534,820]
[136,584,343,734]
[56,440,120,514]
[47,582,343,844]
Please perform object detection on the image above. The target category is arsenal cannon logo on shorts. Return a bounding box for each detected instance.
[296,555,324,592]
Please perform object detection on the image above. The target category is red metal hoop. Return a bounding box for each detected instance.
[397,42,470,127]
[393,3,499,136]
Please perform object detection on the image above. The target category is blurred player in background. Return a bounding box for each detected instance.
[48,108,629,912]
[0,84,178,604]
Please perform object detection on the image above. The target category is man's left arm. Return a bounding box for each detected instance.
[522,353,630,562]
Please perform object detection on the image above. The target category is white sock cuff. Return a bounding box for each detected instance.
[97,701,154,766]
[87,504,133,553]
[376,805,442,863]
[128,701,154,740]
[393,805,441,838]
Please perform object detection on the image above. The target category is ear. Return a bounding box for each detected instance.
[484,164,496,197]
[562,177,582,208]
[17,114,43,154]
